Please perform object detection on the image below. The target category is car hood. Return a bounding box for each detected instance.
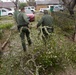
[26,14,34,17]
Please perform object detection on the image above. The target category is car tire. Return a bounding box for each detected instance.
[8,13,13,16]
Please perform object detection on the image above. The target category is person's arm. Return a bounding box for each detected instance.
[37,17,43,28]
[23,13,29,24]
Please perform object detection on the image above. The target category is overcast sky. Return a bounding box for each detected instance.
[1,0,44,2]
[1,0,26,2]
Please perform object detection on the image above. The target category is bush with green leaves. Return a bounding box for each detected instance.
[53,12,75,32]
[0,23,13,29]
[34,34,69,75]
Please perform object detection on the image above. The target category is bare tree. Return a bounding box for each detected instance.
[62,0,76,16]
[61,0,76,41]
[15,0,19,9]
[11,0,19,9]
[25,0,36,7]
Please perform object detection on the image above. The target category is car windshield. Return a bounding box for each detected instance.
[25,9,33,14]
[31,6,35,9]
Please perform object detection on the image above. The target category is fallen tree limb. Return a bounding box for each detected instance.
[73,32,76,42]
[1,25,18,50]
[1,31,11,50]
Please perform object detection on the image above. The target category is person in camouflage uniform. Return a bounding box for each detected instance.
[37,10,53,43]
[16,7,32,51]
[50,6,54,15]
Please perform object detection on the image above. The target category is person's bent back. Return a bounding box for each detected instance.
[37,10,53,28]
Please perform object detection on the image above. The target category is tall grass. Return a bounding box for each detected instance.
[0,16,13,20]
[0,23,13,39]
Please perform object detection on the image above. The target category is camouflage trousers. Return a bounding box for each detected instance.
[19,27,32,51]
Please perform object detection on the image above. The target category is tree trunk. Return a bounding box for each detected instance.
[62,0,76,16]
[16,0,19,9]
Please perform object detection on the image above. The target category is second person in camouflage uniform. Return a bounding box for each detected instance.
[37,10,53,43]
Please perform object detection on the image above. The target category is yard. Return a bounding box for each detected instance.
[0,11,76,75]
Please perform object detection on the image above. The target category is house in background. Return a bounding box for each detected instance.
[0,2,15,12]
[0,0,11,2]
[0,0,27,2]
[36,0,60,10]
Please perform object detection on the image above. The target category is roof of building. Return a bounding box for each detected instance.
[36,0,60,5]
[0,2,15,8]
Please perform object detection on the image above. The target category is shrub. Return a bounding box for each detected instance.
[0,23,13,29]
[53,12,75,32]
[33,32,76,75]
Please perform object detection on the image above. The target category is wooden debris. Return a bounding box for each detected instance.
[1,31,11,50]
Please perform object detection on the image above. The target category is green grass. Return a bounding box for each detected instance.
[0,16,13,20]
[0,23,13,29]
[0,23,14,39]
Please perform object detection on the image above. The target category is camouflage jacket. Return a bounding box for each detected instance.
[37,14,53,28]
[17,12,29,26]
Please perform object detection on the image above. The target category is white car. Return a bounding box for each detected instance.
[39,5,64,13]
[48,5,64,11]
[25,6,35,13]
[39,8,49,13]
[0,8,14,16]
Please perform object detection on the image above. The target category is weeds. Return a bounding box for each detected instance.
[0,16,13,20]
[0,23,13,29]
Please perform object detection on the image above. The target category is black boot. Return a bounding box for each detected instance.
[28,40,32,46]
[22,42,27,52]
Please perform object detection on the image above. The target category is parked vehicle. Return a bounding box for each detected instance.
[25,9,35,22]
[0,8,14,16]
[25,6,35,13]
[48,5,64,11]
[39,5,64,13]
[39,8,49,13]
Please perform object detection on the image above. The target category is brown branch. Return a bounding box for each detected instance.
[1,31,11,50]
